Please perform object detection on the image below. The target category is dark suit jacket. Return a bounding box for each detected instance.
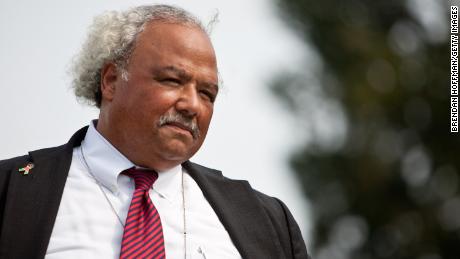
[0,126,309,259]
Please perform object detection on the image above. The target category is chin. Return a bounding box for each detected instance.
[160,141,194,161]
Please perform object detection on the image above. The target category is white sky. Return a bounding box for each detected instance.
[0,0,312,245]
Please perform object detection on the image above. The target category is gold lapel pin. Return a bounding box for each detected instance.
[19,163,34,175]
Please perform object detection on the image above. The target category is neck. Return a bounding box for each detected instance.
[95,116,183,171]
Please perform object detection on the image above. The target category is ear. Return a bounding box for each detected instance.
[100,62,120,102]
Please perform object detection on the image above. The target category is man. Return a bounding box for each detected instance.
[0,4,309,259]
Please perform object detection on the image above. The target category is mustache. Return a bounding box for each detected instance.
[158,112,200,139]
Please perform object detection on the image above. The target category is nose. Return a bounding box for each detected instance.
[175,84,200,118]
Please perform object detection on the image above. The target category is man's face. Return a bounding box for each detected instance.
[101,22,218,170]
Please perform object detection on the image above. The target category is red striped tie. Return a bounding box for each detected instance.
[119,168,166,259]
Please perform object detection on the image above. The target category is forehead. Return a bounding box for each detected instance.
[130,22,217,77]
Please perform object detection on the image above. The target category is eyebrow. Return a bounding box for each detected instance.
[156,65,219,91]
[155,66,189,78]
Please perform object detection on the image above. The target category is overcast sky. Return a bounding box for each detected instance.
[0,0,312,244]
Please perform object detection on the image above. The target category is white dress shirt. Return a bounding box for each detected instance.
[46,121,241,259]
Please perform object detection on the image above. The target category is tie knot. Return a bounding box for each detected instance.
[122,168,158,191]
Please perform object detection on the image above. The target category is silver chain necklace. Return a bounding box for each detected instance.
[79,146,187,259]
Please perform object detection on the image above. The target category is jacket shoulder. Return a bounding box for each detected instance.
[185,161,309,258]
[0,144,67,171]
[185,161,223,176]
[253,190,309,259]
[0,155,30,172]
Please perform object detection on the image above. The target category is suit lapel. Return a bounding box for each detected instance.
[183,161,283,259]
[0,127,88,259]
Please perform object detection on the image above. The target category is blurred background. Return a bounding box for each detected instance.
[272,0,460,258]
[1,0,459,258]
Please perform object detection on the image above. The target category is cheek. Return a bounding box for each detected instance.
[199,107,214,131]
[134,90,172,115]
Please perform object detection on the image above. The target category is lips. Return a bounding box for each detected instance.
[164,122,193,136]
[158,112,200,139]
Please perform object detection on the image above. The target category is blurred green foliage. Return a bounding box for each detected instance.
[273,0,460,258]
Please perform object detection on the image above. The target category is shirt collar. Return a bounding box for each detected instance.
[153,165,183,203]
[81,120,183,199]
[81,120,134,193]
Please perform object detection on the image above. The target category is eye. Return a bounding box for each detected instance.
[200,90,216,103]
[159,77,181,86]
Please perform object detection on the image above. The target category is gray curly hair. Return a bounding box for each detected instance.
[71,4,208,108]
